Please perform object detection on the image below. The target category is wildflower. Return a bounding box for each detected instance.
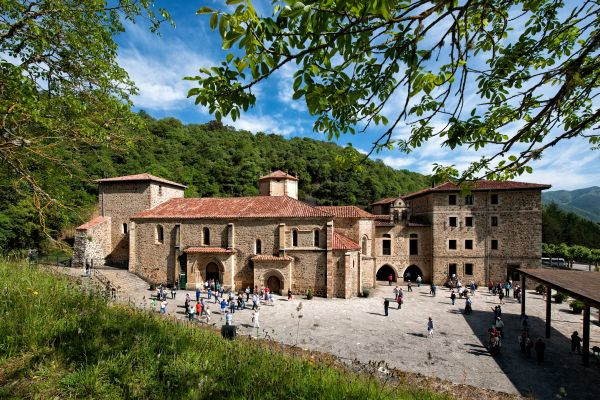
[33,291,38,296]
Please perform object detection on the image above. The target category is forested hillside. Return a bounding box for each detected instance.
[542,187,600,222]
[0,114,429,253]
[543,203,600,248]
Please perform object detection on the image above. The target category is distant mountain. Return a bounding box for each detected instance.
[542,187,600,222]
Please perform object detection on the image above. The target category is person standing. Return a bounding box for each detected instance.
[416,275,422,288]
[465,297,472,315]
[252,309,260,329]
[196,302,202,320]
[431,283,437,296]
[288,289,293,301]
[220,298,227,314]
[407,280,412,292]
[498,290,504,304]
[571,331,582,353]
[171,286,176,300]
[535,338,546,364]
[160,300,167,314]
[397,292,403,309]
[207,287,212,300]
[393,285,399,299]
[427,317,434,337]
[526,336,533,358]
[225,310,233,326]
[252,293,258,310]
[495,317,504,338]
[196,287,201,302]
[245,286,251,301]
[229,299,236,314]
[384,298,390,316]
[188,304,195,321]
[204,306,211,323]
[388,274,393,286]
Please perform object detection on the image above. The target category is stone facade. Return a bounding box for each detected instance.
[75,172,549,297]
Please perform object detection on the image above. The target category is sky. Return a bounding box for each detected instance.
[114,1,600,191]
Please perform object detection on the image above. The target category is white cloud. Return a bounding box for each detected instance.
[275,63,306,112]
[379,155,418,169]
[223,113,295,136]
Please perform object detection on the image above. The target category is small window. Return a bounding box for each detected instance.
[491,194,499,205]
[362,236,368,254]
[203,227,210,246]
[491,216,498,227]
[465,216,473,227]
[465,263,473,275]
[449,240,457,250]
[156,225,164,244]
[382,239,391,255]
[448,217,457,227]
[464,195,473,205]
[313,230,320,247]
[409,237,418,255]
[449,263,457,276]
[158,185,163,195]
[491,239,498,250]
[292,229,298,247]
[255,239,262,254]
[465,239,473,250]
[122,223,128,234]
[448,195,457,205]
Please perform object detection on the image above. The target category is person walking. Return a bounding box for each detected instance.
[495,317,504,338]
[431,283,437,296]
[519,332,528,354]
[220,298,227,314]
[407,280,412,292]
[427,317,434,337]
[416,275,422,288]
[245,286,251,301]
[160,300,167,314]
[384,298,389,316]
[571,331,582,353]
[252,293,258,310]
[498,291,504,304]
[535,338,546,364]
[225,310,233,326]
[171,286,176,299]
[393,285,399,299]
[388,274,393,286]
[288,289,293,301]
[526,336,533,358]
[229,299,236,314]
[188,304,195,321]
[195,287,201,302]
[204,306,211,323]
[450,290,456,305]
[252,309,260,329]
[397,292,403,309]
[465,297,473,315]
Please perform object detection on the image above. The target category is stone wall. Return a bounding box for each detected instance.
[149,182,184,208]
[72,217,111,268]
[253,260,291,295]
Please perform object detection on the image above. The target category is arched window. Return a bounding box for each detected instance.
[203,227,210,246]
[156,225,164,244]
[313,229,320,247]
[361,236,368,255]
[292,229,298,247]
[255,239,262,254]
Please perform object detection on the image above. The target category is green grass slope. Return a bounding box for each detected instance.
[542,187,600,222]
[0,263,449,400]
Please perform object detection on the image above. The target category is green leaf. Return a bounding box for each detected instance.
[210,13,218,30]
[197,7,213,14]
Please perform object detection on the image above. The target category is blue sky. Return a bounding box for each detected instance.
[115,1,600,191]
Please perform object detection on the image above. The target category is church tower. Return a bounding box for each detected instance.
[259,170,298,199]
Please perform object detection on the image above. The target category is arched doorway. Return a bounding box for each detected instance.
[403,265,423,282]
[205,262,221,283]
[266,275,282,294]
[376,265,396,282]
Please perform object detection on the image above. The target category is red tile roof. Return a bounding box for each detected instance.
[259,170,298,181]
[132,196,333,219]
[315,206,376,219]
[332,232,361,251]
[370,197,399,206]
[402,180,551,199]
[95,173,187,188]
[251,255,293,262]
[184,247,234,254]
[76,216,108,231]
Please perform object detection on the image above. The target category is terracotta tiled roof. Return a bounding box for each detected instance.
[251,255,293,262]
[184,247,234,254]
[315,206,376,219]
[332,232,361,251]
[259,170,298,181]
[402,180,551,199]
[76,216,108,231]
[370,197,399,206]
[95,173,187,188]
[132,196,333,219]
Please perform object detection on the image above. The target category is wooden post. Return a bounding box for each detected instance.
[520,274,526,316]
[583,304,590,367]
[545,286,551,338]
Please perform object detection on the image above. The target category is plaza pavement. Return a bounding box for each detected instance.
[66,266,600,399]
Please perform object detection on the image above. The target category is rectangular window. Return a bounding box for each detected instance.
[491,194,499,205]
[491,216,498,227]
[449,263,457,276]
[122,223,128,234]
[465,216,473,227]
[409,239,418,255]
[465,263,474,275]
[448,240,457,250]
[464,195,474,205]
[382,240,391,255]
[465,239,473,250]
[448,195,457,205]
[491,239,499,250]
[448,216,457,227]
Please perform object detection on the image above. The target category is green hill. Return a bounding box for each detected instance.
[0,115,429,253]
[542,187,600,222]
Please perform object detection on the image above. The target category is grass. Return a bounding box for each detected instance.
[0,262,452,399]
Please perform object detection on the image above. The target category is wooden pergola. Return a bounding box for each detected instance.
[518,269,600,367]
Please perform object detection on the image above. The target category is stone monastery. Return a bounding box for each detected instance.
[73,171,550,298]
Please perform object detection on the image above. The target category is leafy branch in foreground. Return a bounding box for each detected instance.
[189,0,600,181]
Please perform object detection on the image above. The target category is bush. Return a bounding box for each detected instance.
[361,288,371,298]
[306,289,313,300]
[553,292,568,304]
[570,300,585,314]
[149,282,156,291]
[535,284,545,294]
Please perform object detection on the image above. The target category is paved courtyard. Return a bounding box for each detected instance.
[67,266,600,399]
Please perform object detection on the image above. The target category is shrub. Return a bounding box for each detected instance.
[535,284,545,294]
[552,292,568,304]
[570,300,585,314]
[149,282,156,291]
[306,290,313,300]
[361,288,371,298]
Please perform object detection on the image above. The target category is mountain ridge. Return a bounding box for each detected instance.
[542,186,600,222]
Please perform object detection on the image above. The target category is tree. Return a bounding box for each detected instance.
[190,1,600,182]
[0,1,171,210]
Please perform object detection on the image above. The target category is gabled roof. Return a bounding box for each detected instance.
[184,247,234,254]
[95,173,187,189]
[315,206,376,219]
[76,216,108,231]
[402,180,551,199]
[332,232,361,251]
[132,196,333,219]
[370,197,399,206]
[259,170,298,181]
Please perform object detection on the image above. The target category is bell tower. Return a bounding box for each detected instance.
[258,170,298,199]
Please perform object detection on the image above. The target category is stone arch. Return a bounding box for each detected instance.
[376,264,398,282]
[203,259,225,283]
[402,264,423,282]
[263,269,286,295]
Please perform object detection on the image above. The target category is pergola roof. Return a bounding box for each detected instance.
[518,268,600,309]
